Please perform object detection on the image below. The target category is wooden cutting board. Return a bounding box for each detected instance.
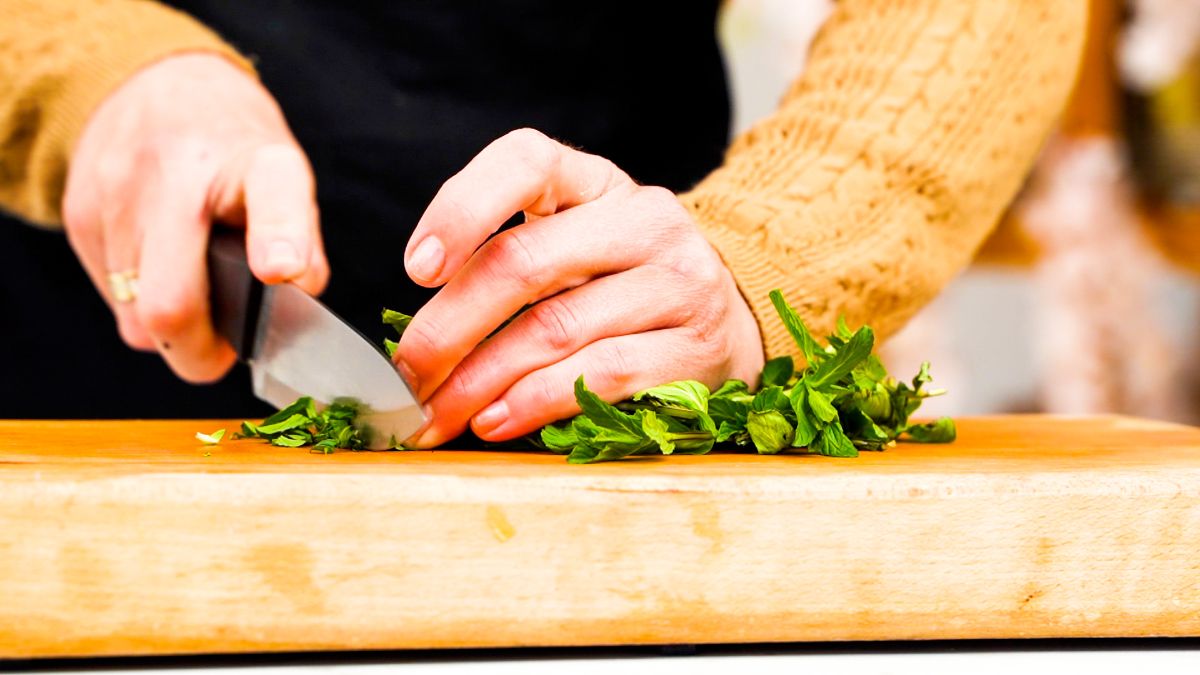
[2,415,1199,658]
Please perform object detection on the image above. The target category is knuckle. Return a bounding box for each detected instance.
[95,152,134,184]
[156,135,220,175]
[637,184,679,206]
[503,127,551,150]
[656,240,724,299]
[525,299,579,352]
[254,141,307,164]
[686,244,726,289]
[398,318,444,364]
[252,143,312,179]
[629,186,695,241]
[441,365,481,405]
[116,319,154,352]
[486,230,544,289]
[174,355,234,385]
[434,191,480,231]
[136,290,197,337]
[502,128,559,176]
[525,373,566,412]
[683,318,730,366]
[61,184,98,234]
[591,342,636,391]
[176,363,227,385]
[632,186,683,220]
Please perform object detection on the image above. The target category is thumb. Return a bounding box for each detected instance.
[217,143,329,295]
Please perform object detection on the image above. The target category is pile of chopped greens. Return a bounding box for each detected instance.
[236,396,368,453]
[224,290,955,463]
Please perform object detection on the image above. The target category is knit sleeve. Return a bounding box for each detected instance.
[0,0,252,227]
[681,0,1087,358]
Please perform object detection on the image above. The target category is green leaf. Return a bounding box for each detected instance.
[383,338,399,359]
[566,422,657,463]
[788,387,818,447]
[634,380,710,413]
[913,361,933,389]
[195,428,225,445]
[260,397,312,427]
[750,385,791,414]
[709,379,751,433]
[235,396,367,452]
[712,379,750,399]
[815,422,858,457]
[560,380,664,463]
[746,410,794,455]
[381,309,413,337]
[807,326,875,389]
[254,413,311,435]
[716,420,748,444]
[859,386,893,423]
[760,356,795,387]
[851,355,889,389]
[768,289,822,366]
[270,434,310,448]
[641,410,676,455]
[573,376,646,441]
[841,408,890,445]
[540,422,578,453]
[806,387,838,423]
[633,380,717,435]
[836,315,853,340]
[906,417,957,443]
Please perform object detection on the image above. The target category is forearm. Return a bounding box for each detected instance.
[0,0,251,226]
[682,0,1087,358]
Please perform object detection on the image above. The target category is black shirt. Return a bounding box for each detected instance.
[0,1,728,417]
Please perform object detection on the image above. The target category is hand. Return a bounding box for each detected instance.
[63,53,328,382]
[396,128,765,447]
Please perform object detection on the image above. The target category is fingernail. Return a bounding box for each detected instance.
[408,236,445,284]
[396,358,421,395]
[473,400,509,437]
[266,240,302,277]
[402,404,436,448]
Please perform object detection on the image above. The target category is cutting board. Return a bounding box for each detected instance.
[2,415,1199,658]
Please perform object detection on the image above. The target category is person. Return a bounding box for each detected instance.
[0,1,1085,447]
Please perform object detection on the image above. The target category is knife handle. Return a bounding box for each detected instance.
[207,229,264,361]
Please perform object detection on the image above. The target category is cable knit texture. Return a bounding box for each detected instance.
[0,0,250,226]
[0,1,1085,359]
[682,0,1087,359]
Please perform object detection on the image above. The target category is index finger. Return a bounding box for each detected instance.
[403,128,630,287]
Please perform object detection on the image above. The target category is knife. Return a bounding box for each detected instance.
[206,229,425,448]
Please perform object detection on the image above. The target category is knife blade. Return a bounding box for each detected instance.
[207,230,425,448]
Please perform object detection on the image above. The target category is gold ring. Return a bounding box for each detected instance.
[107,270,139,304]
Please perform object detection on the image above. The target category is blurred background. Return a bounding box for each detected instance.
[719,0,1200,423]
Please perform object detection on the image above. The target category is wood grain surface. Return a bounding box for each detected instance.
[2,415,1199,657]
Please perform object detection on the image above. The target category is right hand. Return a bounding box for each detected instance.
[63,53,328,383]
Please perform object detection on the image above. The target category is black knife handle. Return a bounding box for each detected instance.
[207,229,264,361]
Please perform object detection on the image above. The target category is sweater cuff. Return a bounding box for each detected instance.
[32,3,253,225]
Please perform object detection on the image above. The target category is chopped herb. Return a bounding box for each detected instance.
[381,309,412,358]
[230,292,956,462]
[195,428,225,445]
[235,397,368,452]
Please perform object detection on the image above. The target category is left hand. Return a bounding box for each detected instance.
[396,128,765,447]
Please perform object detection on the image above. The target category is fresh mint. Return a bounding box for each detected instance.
[229,291,955,461]
[536,289,955,463]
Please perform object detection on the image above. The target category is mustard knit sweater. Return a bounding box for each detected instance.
[0,1,1086,359]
